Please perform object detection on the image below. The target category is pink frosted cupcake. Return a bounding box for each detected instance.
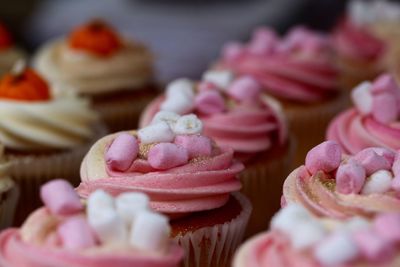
[139,72,292,236]
[234,204,400,267]
[0,179,184,267]
[283,140,400,220]
[77,112,251,267]
[327,73,400,154]
[216,26,346,166]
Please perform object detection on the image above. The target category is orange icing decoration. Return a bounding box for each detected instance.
[0,23,13,50]
[0,68,51,101]
[68,20,121,56]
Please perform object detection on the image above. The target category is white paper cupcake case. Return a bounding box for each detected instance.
[173,193,252,267]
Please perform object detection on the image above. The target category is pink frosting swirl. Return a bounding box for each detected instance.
[140,94,287,158]
[77,131,243,216]
[217,26,339,103]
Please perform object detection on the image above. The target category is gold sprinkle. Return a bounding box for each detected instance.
[190,156,212,164]
[138,143,157,159]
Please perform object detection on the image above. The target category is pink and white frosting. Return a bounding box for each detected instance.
[233,204,400,267]
[216,26,338,103]
[327,74,400,154]
[282,141,400,220]
[139,71,287,158]
[0,180,183,267]
[78,112,243,217]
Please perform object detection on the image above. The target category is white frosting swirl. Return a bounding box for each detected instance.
[33,38,153,95]
[0,87,99,151]
[0,48,25,76]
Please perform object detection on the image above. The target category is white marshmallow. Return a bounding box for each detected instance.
[173,114,203,135]
[87,190,127,244]
[290,220,327,250]
[351,81,373,115]
[138,122,175,144]
[165,78,195,99]
[130,211,171,252]
[271,204,313,233]
[116,192,150,226]
[362,170,393,195]
[314,232,359,266]
[341,217,371,232]
[160,93,194,115]
[151,111,181,127]
[202,70,234,89]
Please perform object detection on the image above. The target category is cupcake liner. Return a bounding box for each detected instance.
[173,193,251,267]
[7,123,108,225]
[92,86,160,132]
[0,178,19,229]
[283,91,348,168]
[239,137,295,238]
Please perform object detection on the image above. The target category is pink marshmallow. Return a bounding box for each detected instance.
[392,152,400,176]
[148,143,189,170]
[372,92,398,124]
[392,175,400,192]
[353,148,391,176]
[194,91,225,115]
[374,213,400,243]
[248,27,278,55]
[353,229,395,263]
[336,162,366,194]
[58,215,97,250]
[105,133,139,171]
[371,147,395,166]
[227,76,261,101]
[305,141,342,175]
[222,42,244,62]
[174,135,212,159]
[371,74,398,94]
[198,81,218,92]
[40,180,83,216]
[283,26,327,53]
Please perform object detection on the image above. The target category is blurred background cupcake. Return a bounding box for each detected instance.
[215,26,347,167]
[140,71,294,236]
[0,62,105,224]
[0,22,25,77]
[77,113,251,267]
[0,179,184,267]
[33,19,157,132]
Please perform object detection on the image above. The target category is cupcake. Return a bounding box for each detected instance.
[216,26,347,166]
[77,112,251,267]
[139,72,292,236]
[283,140,400,220]
[0,179,184,266]
[33,19,157,132]
[233,204,400,267]
[0,62,104,224]
[327,73,400,154]
[0,143,18,229]
[0,23,25,77]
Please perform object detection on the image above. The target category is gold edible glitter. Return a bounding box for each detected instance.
[139,143,157,159]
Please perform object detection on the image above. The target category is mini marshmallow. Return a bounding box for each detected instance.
[227,76,261,101]
[361,170,393,195]
[130,211,170,252]
[87,191,127,245]
[174,135,212,159]
[40,180,83,216]
[305,141,342,175]
[148,143,189,170]
[353,229,395,263]
[165,78,195,99]
[351,81,373,115]
[222,42,244,62]
[374,213,400,243]
[353,148,391,176]
[314,232,359,266]
[248,27,278,55]
[116,192,150,226]
[106,133,138,172]
[290,220,327,250]
[58,216,97,250]
[341,217,371,233]
[194,90,225,115]
[336,162,366,194]
[371,74,398,94]
[138,122,175,145]
[197,81,219,92]
[160,92,195,115]
[371,147,395,166]
[372,92,398,124]
[392,152,400,176]
[271,204,313,233]
[202,70,234,89]
[151,111,180,127]
[392,175,400,192]
[173,114,203,135]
